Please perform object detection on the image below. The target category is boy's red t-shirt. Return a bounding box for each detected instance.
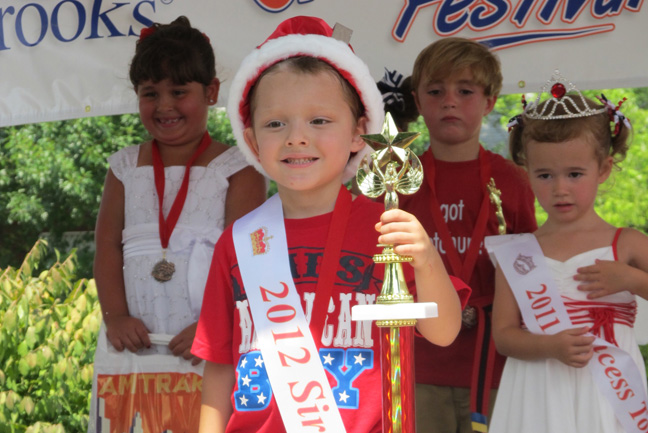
[193,195,470,433]
[399,148,537,388]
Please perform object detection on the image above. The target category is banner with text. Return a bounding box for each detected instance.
[0,0,645,127]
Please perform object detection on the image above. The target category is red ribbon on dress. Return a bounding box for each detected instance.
[151,132,211,250]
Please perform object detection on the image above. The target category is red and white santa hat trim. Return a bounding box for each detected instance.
[227,15,384,181]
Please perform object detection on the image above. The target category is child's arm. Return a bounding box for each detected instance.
[376,209,462,347]
[575,228,648,300]
[224,165,266,228]
[94,169,151,351]
[199,361,235,433]
[492,266,595,368]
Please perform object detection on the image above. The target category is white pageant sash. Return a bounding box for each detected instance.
[486,234,648,433]
[232,194,346,433]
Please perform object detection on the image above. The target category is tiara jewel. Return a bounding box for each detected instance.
[524,70,606,120]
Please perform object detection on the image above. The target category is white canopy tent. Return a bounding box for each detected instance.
[0,0,646,127]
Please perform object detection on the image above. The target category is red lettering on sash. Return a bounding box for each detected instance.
[273,328,305,342]
[594,345,648,430]
[630,401,648,431]
[606,367,622,379]
[289,380,326,403]
[525,284,561,331]
[278,347,312,367]
[267,304,297,323]
[288,381,330,431]
[260,281,290,301]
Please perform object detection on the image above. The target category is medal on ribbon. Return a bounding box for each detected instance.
[150,132,211,282]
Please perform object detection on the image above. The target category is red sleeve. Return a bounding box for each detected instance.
[449,275,471,310]
[191,227,236,364]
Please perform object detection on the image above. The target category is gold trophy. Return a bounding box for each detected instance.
[352,113,437,433]
[487,178,506,235]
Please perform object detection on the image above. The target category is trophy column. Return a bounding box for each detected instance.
[352,113,438,433]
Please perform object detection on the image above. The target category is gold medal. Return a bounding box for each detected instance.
[151,258,175,282]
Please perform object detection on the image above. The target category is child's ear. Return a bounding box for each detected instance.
[483,94,497,116]
[350,116,369,152]
[206,78,220,105]
[598,155,614,183]
[243,127,261,160]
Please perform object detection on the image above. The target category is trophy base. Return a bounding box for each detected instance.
[351,302,438,324]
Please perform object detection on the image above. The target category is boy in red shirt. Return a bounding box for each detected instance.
[403,37,537,432]
[192,16,470,433]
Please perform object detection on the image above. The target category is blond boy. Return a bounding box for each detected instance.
[402,37,537,432]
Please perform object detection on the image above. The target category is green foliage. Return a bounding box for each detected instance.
[0,114,148,277]
[0,109,236,278]
[0,240,101,433]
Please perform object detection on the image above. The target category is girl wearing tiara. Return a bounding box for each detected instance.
[487,71,648,432]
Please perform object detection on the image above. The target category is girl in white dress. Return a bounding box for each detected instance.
[93,17,266,363]
[490,71,648,432]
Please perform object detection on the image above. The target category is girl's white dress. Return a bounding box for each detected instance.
[108,144,249,348]
[490,243,647,433]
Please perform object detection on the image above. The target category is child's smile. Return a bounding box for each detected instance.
[243,66,366,216]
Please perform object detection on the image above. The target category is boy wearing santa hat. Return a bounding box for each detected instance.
[192,16,470,433]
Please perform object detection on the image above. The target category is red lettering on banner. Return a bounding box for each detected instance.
[260,281,290,302]
[525,284,561,331]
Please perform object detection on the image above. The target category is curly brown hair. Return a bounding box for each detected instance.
[129,16,216,89]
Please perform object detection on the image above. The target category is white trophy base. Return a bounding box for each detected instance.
[351,302,438,321]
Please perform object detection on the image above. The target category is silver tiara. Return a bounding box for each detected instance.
[524,70,606,120]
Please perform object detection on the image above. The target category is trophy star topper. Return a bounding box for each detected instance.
[360,112,420,169]
[356,112,423,211]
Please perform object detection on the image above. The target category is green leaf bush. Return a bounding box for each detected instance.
[0,240,101,433]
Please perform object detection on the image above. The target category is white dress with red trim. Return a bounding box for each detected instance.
[490,238,647,433]
[109,144,249,350]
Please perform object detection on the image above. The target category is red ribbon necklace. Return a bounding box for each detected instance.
[425,146,492,283]
[308,185,352,342]
[150,131,211,282]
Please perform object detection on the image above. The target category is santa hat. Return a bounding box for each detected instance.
[227,15,384,181]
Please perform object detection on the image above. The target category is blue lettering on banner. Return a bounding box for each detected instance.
[388,0,641,47]
[233,348,373,412]
[0,0,157,51]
